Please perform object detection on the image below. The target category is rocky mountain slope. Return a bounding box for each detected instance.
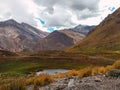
[39,75,120,90]
[0,19,49,52]
[0,19,94,52]
[37,30,85,50]
[36,25,95,51]
[68,7,120,51]
[69,24,95,35]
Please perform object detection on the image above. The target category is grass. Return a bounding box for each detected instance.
[53,60,120,78]
[0,50,119,90]
[0,60,42,74]
[67,10,120,52]
[0,59,120,90]
[0,57,88,74]
[32,74,53,88]
[0,50,118,75]
[0,78,26,90]
[0,52,115,74]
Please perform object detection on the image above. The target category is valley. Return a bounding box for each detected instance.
[0,3,120,90]
[0,50,118,74]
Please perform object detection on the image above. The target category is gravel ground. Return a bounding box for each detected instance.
[39,75,120,90]
[27,69,120,90]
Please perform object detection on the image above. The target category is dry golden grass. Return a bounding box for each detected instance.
[0,78,26,90]
[0,74,53,90]
[32,73,53,89]
[0,60,120,90]
[113,60,120,68]
[53,60,120,78]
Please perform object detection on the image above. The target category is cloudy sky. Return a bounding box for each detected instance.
[0,0,120,32]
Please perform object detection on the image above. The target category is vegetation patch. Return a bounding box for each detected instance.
[0,60,120,90]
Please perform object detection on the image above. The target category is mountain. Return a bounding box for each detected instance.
[0,19,95,52]
[68,7,120,52]
[0,50,17,57]
[37,30,85,50]
[0,19,49,52]
[69,25,96,35]
[21,23,48,38]
[37,25,95,51]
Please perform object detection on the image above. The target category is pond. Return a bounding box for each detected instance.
[36,69,70,75]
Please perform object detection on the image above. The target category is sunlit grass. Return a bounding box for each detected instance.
[53,60,120,78]
[0,78,26,90]
[0,60,120,90]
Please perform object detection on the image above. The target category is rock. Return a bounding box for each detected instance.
[79,84,98,90]
[67,79,75,90]
[39,74,120,90]
[116,83,120,90]
[54,84,67,90]
[106,69,120,77]
[26,85,33,90]
[94,77,102,82]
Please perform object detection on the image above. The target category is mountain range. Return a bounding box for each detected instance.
[68,7,120,52]
[0,19,94,52]
[69,24,96,35]
[38,25,95,50]
[0,19,49,52]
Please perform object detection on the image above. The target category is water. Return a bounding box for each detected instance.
[36,69,70,75]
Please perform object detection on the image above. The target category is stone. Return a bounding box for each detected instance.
[106,69,120,77]
[67,79,75,90]
[94,77,102,82]
[80,84,97,90]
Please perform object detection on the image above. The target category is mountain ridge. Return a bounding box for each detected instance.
[37,30,85,50]
[68,7,120,52]
[0,19,95,52]
[0,19,49,52]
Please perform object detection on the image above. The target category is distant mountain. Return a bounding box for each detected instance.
[21,23,48,38]
[68,7,120,52]
[37,24,95,50]
[37,30,85,50]
[0,19,49,52]
[0,50,17,57]
[0,19,95,52]
[69,25,96,35]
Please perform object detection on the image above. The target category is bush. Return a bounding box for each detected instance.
[0,79,26,90]
[113,60,120,69]
[33,73,53,88]
[98,66,106,74]
[53,60,120,78]
[1,60,120,90]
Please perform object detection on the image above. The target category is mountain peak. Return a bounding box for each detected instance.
[4,19,18,24]
[0,19,20,27]
[21,22,30,26]
[69,24,96,35]
[21,22,37,30]
[112,7,120,16]
[68,7,120,52]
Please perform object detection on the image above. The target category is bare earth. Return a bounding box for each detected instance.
[38,75,120,90]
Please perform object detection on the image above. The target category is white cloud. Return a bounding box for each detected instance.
[34,0,100,27]
[99,0,120,21]
[0,0,120,32]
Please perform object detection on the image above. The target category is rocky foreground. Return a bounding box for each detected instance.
[28,69,120,90]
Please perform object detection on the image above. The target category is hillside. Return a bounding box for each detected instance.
[0,50,17,57]
[69,24,96,35]
[36,24,95,50]
[37,30,85,50]
[0,19,94,52]
[0,19,49,52]
[68,7,120,52]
